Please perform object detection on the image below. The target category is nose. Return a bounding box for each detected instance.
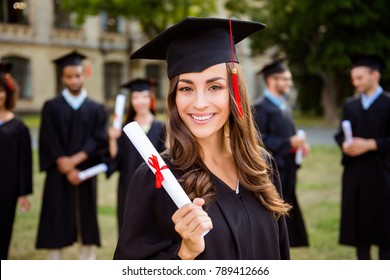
[193,90,209,110]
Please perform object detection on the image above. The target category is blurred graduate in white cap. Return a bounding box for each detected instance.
[114,17,291,260]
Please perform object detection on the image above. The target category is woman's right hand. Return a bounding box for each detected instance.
[108,127,122,140]
[172,198,213,260]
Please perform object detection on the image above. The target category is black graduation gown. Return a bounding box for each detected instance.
[253,98,309,247]
[36,95,108,249]
[334,92,390,249]
[113,156,290,260]
[108,120,166,231]
[0,118,32,259]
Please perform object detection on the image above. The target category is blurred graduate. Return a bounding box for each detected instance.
[36,51,108,259]
[108,78,166,232]
[253,61,310,247]
[334,54,390,260]
[114,17,291,260]
[0,62,32,259]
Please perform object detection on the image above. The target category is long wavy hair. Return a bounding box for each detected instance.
[164,63,291,217]
[0,74,18,111]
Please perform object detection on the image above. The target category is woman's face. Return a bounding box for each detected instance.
[175,63,230,140]
[131,90,151,115]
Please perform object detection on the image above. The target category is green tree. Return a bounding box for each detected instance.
[61,0,216,38]
[228,0,390,122]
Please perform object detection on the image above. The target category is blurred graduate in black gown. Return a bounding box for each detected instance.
[36,51,108,259]
[108,78,166,232]
[0,62,32,260]
[253,61,310,247]
[335,54,390,260]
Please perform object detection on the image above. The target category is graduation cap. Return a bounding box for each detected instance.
[350,54,386,72]
[0,62,12,74]
[130,17,266,117]
[53,50,87,68]
[259,60,288,79]
[121,78,155,93]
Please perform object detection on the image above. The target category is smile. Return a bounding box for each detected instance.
[190,114,215,122]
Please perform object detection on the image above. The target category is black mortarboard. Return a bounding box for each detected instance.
[259,60,288,79]
[0,62,12,74]
[350,54,386,72]
[121,78,154,93]
[53,50,87,68]
[130,17,266,79]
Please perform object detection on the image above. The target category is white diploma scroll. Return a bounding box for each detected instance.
[78,163,108,181]
[123,121,192,208]
[342,120,353,144]
[113,94,127,129]
[295,129,306,165]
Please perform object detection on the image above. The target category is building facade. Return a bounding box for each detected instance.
[0,0,265,114]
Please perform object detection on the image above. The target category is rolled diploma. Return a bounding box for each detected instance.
[295,129,306,165]
[123,121,191,208]
[342,120,353,144]
[78,163,108,181]
[113,94,127,129]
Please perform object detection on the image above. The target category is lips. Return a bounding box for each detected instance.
[190,113,215,122]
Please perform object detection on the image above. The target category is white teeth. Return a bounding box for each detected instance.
[191,114,213,121]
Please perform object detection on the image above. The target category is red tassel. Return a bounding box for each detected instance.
[150,96,156,111]
[5,74,14,92]
[85,60,92,77]
[231,68,243,117]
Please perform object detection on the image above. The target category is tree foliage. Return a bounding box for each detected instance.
[61,0,216,38]
[228,0,390,120]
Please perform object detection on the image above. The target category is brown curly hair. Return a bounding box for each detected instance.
[164,63,291,218]
[0,74,18,111]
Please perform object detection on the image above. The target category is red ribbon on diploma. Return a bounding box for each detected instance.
[148,155,168,188]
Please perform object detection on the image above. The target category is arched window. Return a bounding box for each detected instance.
[104,62,124,100]
[1,56,31,99]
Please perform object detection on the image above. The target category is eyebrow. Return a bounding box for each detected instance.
[178,77,225,84]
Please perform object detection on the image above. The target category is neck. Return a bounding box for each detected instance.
[267,88,283,98]
[363,85,379,97]
[197,130,231,162]
[134,112,154,125]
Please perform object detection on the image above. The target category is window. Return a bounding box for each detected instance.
[1,56,32,99]
[104,62,123,100]
[146,64,163,99]
[0,0,29,24]
[53,0,76,29]
[101,11,123,33]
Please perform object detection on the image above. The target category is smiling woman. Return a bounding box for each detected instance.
[114,17,291,260]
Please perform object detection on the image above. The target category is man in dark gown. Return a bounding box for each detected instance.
[334,54,390,260]
[36,51,108,259]
[253,61,310,247]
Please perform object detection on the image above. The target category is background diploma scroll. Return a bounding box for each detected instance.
[342,120,353,144]
[78,163,108,181]
[295,129,306,165]
[123,121,192,208]
[113,94,127,129]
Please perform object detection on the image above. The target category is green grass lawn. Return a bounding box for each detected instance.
[8,145,365,260]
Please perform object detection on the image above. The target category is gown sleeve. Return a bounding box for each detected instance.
[17,122,33,196]
[113,163,182,260]
[266,151,291,260]
[38,101,66,171]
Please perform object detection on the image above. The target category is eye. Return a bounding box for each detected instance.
[209,84,223,91]
[177,86,193,93]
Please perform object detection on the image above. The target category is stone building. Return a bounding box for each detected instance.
[0,0,265,114]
